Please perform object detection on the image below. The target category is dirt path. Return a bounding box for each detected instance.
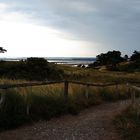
[0,100,130,140]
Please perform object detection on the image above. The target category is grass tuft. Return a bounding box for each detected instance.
[0,77,137,131]
[114,105,140,140]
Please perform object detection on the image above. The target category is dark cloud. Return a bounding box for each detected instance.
[0,0,140,55]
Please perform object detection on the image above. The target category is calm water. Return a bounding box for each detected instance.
[47,57,95,65]
[1,57,96,66]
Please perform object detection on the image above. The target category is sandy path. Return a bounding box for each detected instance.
[0,100,130,140]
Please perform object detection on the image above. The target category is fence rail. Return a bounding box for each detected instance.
[69,81,118,87]
[0,80,119,100]
[0,80,139,89]
[0,81,64,89]
[0,80,140,115]
[0,80,139,97]
[131,85,140,91]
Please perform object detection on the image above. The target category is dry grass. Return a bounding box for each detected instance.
[114,105,140,140]
[0,66,139,131]
[58,65,140,83]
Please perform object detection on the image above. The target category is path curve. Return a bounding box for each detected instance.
[0,100,130,140]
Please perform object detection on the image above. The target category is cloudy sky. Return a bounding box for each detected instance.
[0,0,139,57]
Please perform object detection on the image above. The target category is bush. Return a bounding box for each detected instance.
[29,94,78,119]
[117,61,140,72]
[0,90,30,131]
[0,83,132,131]
[114,106,140,140]
[0,89,78,131]
[0,58,64,81]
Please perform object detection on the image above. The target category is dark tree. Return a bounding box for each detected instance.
[96,50,124,66]
[88,50,125,70]
[130,51,140,62]
[0,47,7,53]
[124,55,128,61]
[77,64,82,67]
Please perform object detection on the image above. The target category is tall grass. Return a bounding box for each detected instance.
[59,65,140,83]
[0,79,133,131]
[114,105,140,140]
[0,89,30,131]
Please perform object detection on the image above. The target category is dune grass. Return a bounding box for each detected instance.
[0,79,133,131]
[57,65,140,83]
[114,104,140,140]
[0,66,139,131]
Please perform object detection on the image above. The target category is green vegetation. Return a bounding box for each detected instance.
[130,51,140,62]
[0,53,139,132]
[0,47,7,53]
[58,65,140,83]
[117,51,140,72]
[0,90,30,131]
[88,50,140,72]
[88,50,126,70]
[114,105,140,140]
[0,58,64,81]
[0,79,134,131]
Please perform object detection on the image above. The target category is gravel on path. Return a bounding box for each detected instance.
[0,100,130,140]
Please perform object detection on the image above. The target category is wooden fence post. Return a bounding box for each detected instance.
[0,89,6,108]
[64,81,69,99]
[26,87,32,116]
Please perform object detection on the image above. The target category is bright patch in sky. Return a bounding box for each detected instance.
[0,2,97,57]
[0,20,94,57]
[0,0,139,57]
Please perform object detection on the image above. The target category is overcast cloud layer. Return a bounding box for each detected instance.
[0,0,140,56]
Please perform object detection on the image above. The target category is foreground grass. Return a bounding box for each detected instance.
[114,105,140,140]
[0,80,132,131]
[0,66,139,131]
[58,65,140,83]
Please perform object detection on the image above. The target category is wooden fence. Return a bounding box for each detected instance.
[0,80,139,98]
[0,80,119,99]
[130,85,140,106]
[0,80,140,114]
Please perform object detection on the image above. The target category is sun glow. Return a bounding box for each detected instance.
[0,2,97,57]
[0,20,92,57]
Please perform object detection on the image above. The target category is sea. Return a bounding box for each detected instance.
[0,57,96,67]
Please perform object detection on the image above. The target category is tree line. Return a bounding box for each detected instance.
[0,58,64,81]
[0,47,139,78]
[88,50,140,71]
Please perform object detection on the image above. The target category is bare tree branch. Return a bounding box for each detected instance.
[0,47,7,53]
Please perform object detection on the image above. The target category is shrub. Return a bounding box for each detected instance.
[0,90,30,131]
[0,58,64,81]
[114,106,140,140]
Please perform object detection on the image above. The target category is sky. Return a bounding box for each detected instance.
[0,0,139,57]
